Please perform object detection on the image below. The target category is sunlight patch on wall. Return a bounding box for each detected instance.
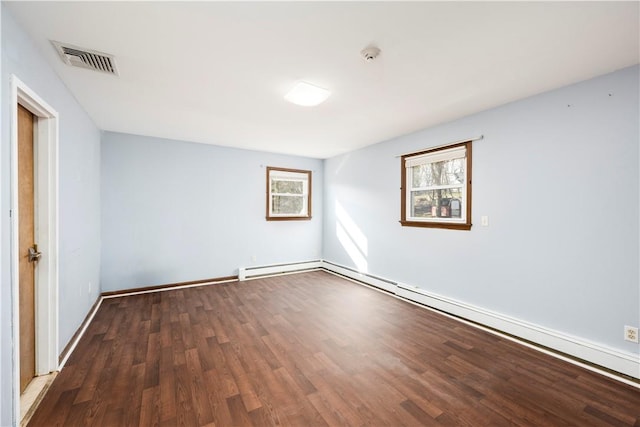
[336,200,368,272]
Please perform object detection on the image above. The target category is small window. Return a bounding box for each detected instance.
[400,141,472,230]
[266,167,312,221]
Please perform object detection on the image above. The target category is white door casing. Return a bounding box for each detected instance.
[10,75,59,424]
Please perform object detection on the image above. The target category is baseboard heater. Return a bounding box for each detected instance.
[320,260,640,382]
[320,260,398,294]
[238,260,323,281]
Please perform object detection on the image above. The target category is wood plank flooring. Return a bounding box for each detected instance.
[29,271,640,426]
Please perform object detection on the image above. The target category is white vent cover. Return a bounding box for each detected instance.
[51,41,118,75]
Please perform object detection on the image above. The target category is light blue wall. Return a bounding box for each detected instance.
[1,6,101,425]
[323,65,639,355]
[0,5,4,424]
[1,3,637,422]
[101,132,323,291]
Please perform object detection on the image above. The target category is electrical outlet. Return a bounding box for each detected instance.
[624,325,638,343]
[251,255,257,262]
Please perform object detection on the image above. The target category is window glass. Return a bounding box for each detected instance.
[266,167,312,221]
[400,141,472,230]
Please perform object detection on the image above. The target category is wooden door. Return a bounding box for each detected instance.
[18,103,36,394]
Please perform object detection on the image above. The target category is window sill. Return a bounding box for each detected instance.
[399,220,471,230]
[266,216,312,221]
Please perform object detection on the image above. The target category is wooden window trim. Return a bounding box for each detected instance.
[266,166,312,221]
[400,141,472,230]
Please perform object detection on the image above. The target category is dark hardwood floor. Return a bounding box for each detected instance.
[29,271,640,426]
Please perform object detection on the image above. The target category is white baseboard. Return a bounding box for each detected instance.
[320,261,397,293]
[320,260,640,381]
[54,260,639,388]
[238,260,322,281]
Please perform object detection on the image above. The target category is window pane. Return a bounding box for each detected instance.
[267,167,312,221]
[272,195,304,215]
[411,158,465,188]
[411,188,463,218]
[271,179,304,194]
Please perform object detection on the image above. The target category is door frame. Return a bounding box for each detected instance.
[10,75,59,422]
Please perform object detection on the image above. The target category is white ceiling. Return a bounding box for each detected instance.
[6,1,639,159]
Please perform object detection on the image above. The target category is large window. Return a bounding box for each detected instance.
[266,167,312,221]
[400,141,472,230]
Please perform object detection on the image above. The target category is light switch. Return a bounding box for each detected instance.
[481,216,489,226]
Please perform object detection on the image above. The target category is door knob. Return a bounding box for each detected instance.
[28,245,42,263]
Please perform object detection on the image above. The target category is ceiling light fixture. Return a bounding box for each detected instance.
[284,81,330,107]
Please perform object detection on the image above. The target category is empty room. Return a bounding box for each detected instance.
[1,1,639,426]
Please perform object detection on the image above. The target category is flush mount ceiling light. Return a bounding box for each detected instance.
[284,81,331,107]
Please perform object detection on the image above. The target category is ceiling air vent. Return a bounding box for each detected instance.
[51,41,118,75]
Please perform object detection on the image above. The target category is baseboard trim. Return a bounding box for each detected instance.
[100,275,238,297]
[57,261,639,387]
[60,275,238,369]
[395,284,640,381]
[58,296,103,369]
[321,260,397,294]
[239,260,323,281]
[58,296,102,365]
[320,260,640,383]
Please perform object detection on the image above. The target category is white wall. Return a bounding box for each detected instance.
[0,5,4,424]
[1,6,101,425]
[323,66,639,357]
[101,132,323,291]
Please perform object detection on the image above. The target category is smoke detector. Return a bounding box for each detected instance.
[360,46,381,62]
[51,41,118,75]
